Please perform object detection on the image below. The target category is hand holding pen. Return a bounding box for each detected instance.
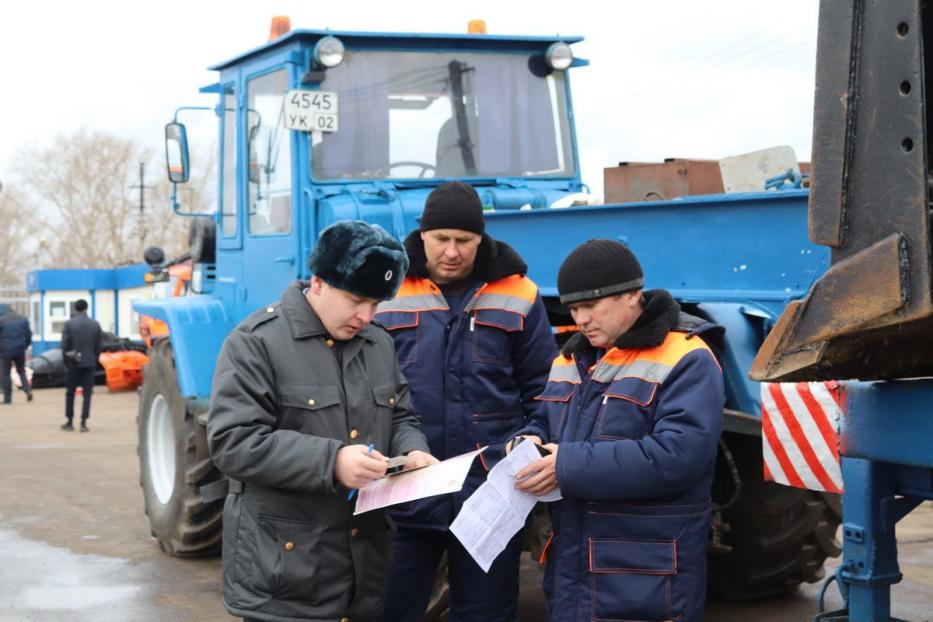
[335,442,388,497]
[346,443,373,501]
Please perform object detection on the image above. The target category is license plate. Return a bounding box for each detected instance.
[284,90,339,132]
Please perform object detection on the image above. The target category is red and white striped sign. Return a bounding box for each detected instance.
[760,382,844,494]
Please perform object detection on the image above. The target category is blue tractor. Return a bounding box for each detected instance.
[134,19,839,603]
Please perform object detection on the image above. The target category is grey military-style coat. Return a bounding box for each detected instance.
[207,281,430,622]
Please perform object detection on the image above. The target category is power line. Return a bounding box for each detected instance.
[128,161,154,251]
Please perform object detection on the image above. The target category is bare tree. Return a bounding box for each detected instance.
[16,129,136,267]
[13,128,213,269]
[0,184,39,285]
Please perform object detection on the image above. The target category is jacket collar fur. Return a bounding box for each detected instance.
[561,289,725,359]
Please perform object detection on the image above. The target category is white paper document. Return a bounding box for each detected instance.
[353,447,485,515]
[450,440,562,572]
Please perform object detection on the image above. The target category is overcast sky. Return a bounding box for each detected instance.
[0,1,819,198]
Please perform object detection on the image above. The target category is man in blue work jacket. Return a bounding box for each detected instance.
[513,239,725,622]
[377,181,557,622]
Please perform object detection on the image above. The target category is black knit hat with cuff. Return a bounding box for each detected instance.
[557,239,644,305]
[419,181,485,235]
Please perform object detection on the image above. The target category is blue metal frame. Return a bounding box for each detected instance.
[38,290,45,351]
[26,265,148,292]
[209,30,585,72]
[816,380,933,622]
[217,73,244,252]
[485,189,827,418]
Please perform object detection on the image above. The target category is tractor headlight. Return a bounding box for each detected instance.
[545,42,573,71]
[314,36,345,68]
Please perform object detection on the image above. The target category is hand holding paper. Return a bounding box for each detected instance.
[451,440,562,572]
[353,447,484,515]
[404,449,439,470]
[515,443,559,497]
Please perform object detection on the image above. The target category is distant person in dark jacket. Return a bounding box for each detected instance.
[61,299,102,431]
[0,303,33,404]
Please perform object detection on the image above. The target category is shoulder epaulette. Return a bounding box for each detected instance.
[242,304,281,332]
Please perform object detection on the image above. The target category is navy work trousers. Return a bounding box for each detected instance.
[1,353,29,402]
[379,527,521,622]
[64,366,95,422]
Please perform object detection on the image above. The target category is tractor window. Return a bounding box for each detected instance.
[311,50,574,180]
[220,84,238,237]
[247,69,292,236]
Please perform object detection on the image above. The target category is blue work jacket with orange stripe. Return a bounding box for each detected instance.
[376,231,557,529]
[520,290,725,622]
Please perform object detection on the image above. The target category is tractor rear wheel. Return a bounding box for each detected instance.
[138,340,223,556]
[709,433,842,600]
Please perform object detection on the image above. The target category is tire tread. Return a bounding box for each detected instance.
[138,340,223,558]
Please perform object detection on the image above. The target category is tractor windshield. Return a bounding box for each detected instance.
[310,50,574,180]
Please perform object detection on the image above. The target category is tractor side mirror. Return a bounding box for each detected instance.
[165,122,190,183]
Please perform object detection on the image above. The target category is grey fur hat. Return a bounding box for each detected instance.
[308,221,409,301]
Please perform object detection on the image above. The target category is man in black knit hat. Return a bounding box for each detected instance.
[377,181,557,622]
[512,239,726,622]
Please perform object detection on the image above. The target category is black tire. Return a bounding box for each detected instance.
[138,340,223,556]
[709,433,842,600]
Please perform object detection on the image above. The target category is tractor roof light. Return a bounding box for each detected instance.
[314,36,345,69]
[545,41,573,71]
[268,16,291,41]
[468,20,487,34]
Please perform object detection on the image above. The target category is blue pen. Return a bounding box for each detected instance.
[347,442,375,501]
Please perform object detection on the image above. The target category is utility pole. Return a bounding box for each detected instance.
[128,161,154,251]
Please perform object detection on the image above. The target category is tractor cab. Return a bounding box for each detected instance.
[164,20,586,318]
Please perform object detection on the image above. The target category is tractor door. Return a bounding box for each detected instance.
[242,66,302,307]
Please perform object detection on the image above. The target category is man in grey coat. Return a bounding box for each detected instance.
[208,220,436,622]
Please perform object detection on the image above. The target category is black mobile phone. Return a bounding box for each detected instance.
[510,436,551,457]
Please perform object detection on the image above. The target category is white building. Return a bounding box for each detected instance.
[25,264,149,354]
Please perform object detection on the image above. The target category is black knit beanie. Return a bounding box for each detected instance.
[419,181,485,235]
[558,239,644,304]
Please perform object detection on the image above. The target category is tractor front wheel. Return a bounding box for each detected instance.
[138,340,223,556]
